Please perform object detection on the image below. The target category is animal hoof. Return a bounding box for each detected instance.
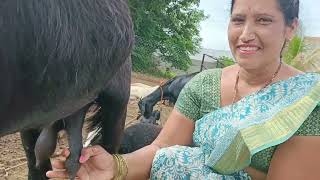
[65,155,80,180]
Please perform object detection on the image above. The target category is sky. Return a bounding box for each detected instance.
[199,0,320,50]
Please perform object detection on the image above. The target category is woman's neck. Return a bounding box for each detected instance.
[238,60,282,87]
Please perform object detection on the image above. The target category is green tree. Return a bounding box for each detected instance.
[216,56,235,68]
[129,0,206,72]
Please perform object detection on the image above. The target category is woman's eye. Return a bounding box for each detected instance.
[257,18,272,24]
[231,17,244,25]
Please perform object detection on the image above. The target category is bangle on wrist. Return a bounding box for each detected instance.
[112,154,128,180]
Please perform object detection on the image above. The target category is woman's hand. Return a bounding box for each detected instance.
[46,145,115,180]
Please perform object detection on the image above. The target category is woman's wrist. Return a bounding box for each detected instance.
[112,154,128,180]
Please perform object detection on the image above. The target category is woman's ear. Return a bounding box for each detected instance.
[285,18,299,40]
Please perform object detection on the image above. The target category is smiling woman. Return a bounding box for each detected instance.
[47,0,320,179]
[228,0,298,71]
[199,0,319,51]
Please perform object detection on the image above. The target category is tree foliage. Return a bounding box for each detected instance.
[216,56,235,68]
[128,0,206,72]
[282,35,306,69]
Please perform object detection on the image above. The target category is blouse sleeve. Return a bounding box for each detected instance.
[174,72,204,121]
[295,105,320,136]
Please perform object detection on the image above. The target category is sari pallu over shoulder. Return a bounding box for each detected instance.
[193,73,320,175]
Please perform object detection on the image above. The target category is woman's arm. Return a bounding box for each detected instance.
[47,71,206,179]
[46,109,195,180]
[266,136,320,180]
[123,108,195,180]
[244,167,267,180]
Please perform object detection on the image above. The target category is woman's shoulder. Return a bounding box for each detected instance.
[194,68,222,79]
[192,64,238,81]
[175,68,223,120]
[184,68,222,88]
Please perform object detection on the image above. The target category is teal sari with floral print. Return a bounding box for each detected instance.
[151,72,320,180]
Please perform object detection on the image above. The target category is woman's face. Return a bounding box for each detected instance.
[228,0,297,70]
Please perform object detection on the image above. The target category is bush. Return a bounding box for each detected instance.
[160,69,177,79]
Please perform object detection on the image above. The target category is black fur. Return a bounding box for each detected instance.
[140,110,161,125]
[118,123,162,154]
[0,0,134,179]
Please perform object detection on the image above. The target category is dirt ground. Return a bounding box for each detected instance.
[0,73,173,180]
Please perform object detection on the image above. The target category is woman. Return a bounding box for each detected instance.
[47,0,320,179]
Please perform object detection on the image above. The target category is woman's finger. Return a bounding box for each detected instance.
[51,159,66,169]
[62,148,71,157]
[46,170,69,179]
[79,145,105,163]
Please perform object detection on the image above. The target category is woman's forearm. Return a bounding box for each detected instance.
[245,167,267,180]
[121,109,195,179]
[122,144,161,180]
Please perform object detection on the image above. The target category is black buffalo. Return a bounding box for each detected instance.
[138,72,199,119]
[88,109,161,154]
[118,123,162,154]
[0,0,134,179]
[140,110,161,125]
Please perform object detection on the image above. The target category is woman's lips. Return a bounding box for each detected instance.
[237,45,260,55]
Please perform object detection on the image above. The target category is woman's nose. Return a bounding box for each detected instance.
[239,24,256,43]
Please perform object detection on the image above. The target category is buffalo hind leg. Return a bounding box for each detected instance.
[89,59,131,153]
[21,129,51,180]
[99,92,127,153]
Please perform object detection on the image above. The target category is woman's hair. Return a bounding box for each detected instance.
[230,0,299,25]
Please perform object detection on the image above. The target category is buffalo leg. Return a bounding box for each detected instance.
[104,104,127,153]
[63,107,88,179]
[21,129,51,180]
[96,91,127,154]
[91,60,131,153]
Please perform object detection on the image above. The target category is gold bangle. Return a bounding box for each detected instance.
[112,154,128,180]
